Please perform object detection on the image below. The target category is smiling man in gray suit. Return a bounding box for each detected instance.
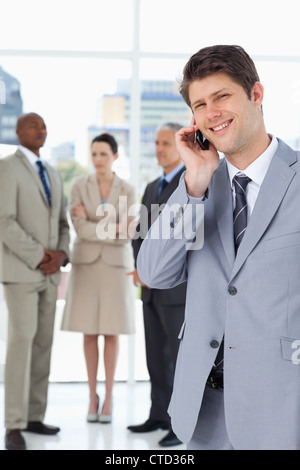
[0,113,70,450]
[137,45,300,450]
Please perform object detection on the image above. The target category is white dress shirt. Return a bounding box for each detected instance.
[226,135,278,218]
[18,144,51,188]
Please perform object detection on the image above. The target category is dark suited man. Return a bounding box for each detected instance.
[0,113,70,450]
[127,122,186,447]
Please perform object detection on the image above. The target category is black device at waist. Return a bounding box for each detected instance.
[206,365,223,390]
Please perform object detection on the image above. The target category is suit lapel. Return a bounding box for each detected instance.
[88,173,120,219]
[106,173,121,208]
[88,173,101,209]
[17,150,50,207]
[230,139,297,281]
[213,158,236,268]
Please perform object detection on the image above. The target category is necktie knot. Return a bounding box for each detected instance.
[233,173,251,194]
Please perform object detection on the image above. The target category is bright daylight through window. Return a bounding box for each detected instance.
[0,0,300,382]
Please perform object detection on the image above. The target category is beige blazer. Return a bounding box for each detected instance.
[0,149,70,285]
[69,173,136,269]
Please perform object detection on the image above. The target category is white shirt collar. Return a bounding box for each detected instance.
[18,144,42,167]
[226,135,278,188]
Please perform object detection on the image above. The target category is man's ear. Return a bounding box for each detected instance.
[252,81,264,109]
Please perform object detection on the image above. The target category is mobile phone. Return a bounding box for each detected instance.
[195,129,210,150]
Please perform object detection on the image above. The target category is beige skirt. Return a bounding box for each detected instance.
[61,257,135,335]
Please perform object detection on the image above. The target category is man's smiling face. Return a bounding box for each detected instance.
[189,73,263,161]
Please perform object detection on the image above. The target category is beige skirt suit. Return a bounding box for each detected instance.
[61,173,136,335]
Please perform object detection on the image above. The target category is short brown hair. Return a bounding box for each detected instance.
[92,133,118,154]
[180,45,260,108]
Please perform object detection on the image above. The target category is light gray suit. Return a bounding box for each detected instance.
[137,138,300,450]
[0,149,70,429]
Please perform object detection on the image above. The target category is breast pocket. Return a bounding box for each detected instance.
[280,337,300,364]
[264,231,300,252]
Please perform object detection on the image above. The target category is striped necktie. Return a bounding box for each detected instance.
[233,173,251,251]
[36,160,51,205]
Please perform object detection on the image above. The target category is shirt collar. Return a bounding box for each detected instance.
[18,145,42,167]
[226,135,278,188]
[163,161,185,183]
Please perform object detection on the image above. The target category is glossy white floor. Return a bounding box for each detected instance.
[0,381,186,451]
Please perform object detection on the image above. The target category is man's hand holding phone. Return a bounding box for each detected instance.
[195,129,210,150]
[175,119,219,198]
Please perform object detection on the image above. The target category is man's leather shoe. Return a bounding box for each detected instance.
[24,421,60,435]
[5,430,26,450]
[159,429,182,447]
[127,419,169,433]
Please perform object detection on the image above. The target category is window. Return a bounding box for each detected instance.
[1,115,17,126]
[1,129,16,139]
[0,0,300,382]
[0,0,133,51]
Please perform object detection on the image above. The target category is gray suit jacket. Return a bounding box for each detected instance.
[0,149,70,285]
[137,138,300,450]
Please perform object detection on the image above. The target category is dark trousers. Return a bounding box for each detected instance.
[143,300,185,423]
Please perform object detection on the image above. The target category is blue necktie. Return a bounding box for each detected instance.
[36,160,51,205]
[157,177,168,197]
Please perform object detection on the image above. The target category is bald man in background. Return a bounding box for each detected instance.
[0,113,70,450]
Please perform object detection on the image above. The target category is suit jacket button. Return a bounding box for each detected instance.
[228,285,237,295]
[210,340,219,349]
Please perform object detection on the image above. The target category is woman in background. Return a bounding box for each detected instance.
[61,133,136,423]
